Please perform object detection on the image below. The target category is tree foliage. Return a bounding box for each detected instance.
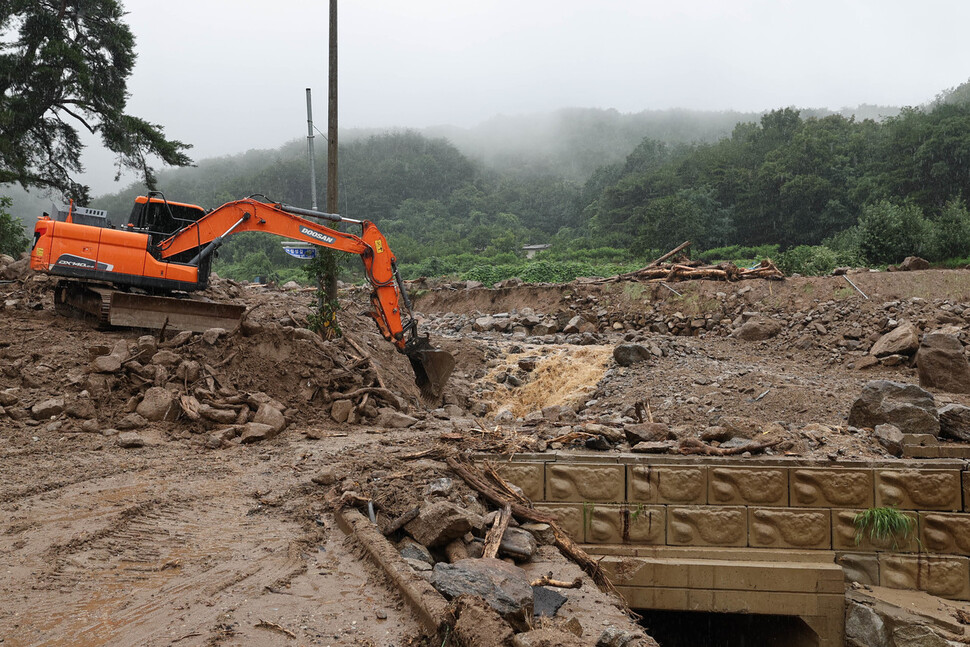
[0,196,29,256]
[0,0,192,202]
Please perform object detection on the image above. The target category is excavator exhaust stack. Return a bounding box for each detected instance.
[405,336,456,401]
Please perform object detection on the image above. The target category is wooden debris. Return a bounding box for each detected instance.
[382,506,420,536]
[678,437,782,456]
[482,504,512,559]
[598,241,784,284]
[446,455,628,607]
[530,574,583,589]
[254,619,296,639]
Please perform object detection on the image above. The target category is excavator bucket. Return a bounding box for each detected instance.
[405,337,456,400]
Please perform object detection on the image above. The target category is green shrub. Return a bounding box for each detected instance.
[777,245,864,276]
[930,199,970,260]
[697,244,780,264]
[0,197,29,257]
[858,200,932,264]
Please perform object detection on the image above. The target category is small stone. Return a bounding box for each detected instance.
[151,350,180,366]
[499,527,538,562]
[90,354,122,373]
[311,467,338,485]
[238,422,278,444]
[330,399,352,423]
[405,501,481,547]
[116,432,145,448]
[398,537,435,566]
[613,344,652,367]
[874,424,904,456]
[30,397,64,420]
[253,404,285,433]
[202,328,227,345]
[377,410,419,428]
[116,413,148,430]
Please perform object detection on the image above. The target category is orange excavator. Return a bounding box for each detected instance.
[30,193,455,398]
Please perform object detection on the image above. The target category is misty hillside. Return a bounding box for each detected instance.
[8,87,970,283]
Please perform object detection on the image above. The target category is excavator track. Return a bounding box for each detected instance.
[54,282,246,333]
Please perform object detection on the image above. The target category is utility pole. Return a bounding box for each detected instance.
[324,0,339,301]
[306,88,317,210]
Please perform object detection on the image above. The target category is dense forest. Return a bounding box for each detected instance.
[3,87,969,284]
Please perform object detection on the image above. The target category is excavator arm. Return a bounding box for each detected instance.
[158,197,411,349]
[157,197,454,397]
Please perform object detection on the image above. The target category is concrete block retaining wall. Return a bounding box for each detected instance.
[485,453,970,601]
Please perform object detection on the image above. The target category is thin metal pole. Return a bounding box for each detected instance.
[306,88,317,210]
[843,274,869,299]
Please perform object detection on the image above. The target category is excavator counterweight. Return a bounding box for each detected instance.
[30,194,454,399]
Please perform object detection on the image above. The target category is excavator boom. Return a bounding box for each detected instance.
[30,195,454,398]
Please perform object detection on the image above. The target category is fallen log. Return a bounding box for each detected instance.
[678,437,782,456]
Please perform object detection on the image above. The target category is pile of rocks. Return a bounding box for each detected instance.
[367,488,652,647]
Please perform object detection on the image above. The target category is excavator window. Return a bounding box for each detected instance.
[126,201,206,242]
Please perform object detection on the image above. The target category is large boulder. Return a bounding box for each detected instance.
[938,404,970,442]
[405,501,482,547]
[613,344,652,367]
[430,558,534,631]
[732,317,782,341]
[848,380,939,437]
[869,322,919,358]
[136,387,178,422]
[916,333,970,393]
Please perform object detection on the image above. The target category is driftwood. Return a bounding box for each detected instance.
[482,504,511,559]
[648,240,692,266]
[598,242,785,284]
[678,437,782,456]
[530,574,583,589]
[446,455,627,603]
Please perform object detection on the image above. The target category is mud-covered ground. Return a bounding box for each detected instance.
[3,266,970,645]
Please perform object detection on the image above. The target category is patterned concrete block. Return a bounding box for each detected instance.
[587,504,665,544]
[627,465,707,505]
[545,463,625,503]
[880,554,970,600]
[533,503,585,542]
[874,469,962,511]
[749,508,831,549]
[920,512,970,556]
[790,468,873,508]
[493,462,544,501]
[832,509,920,553]
[709,467,788,506]
[668,506,748,547]
[836,553,879,585]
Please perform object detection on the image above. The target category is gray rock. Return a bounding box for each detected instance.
[252,403,285,432]
[493,408,515,424]
[426,478,454,497]
[405,501,480,547]
[631,440,677,453]
[532,586,568,618]
[398,537,434,566]
[116,412,147,430]
[0,388,19,407]
[199,405,238,424]
[238,422,278,444]
[848,380,940,437]
[65,398,97,420]
[874,424,904,456]
[151,350,181,366]
[899,256,930,271]
[330,399,353,423]
[562,316,586,334]
[613,344,652,367]
[870,322,920,357]
[939,404,970,442]
[845,602,889,647]
[405,557,433,572]
[520,522,555,545]
[116,432,145,448]
[732,317,782,341]
[310,467,338,485]
[90,354,122,373]
[377,410,418,428]
[202,327,227,345]
[430,558,534,631]
[624,422,670,444]
[31,397,64,420]
[596,626,644,647]
[916,333,970,393]
[891,625,949,647]
[136,387,177,422]
[499,526,538,562]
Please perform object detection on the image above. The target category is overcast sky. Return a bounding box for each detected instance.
[81,0,970,194]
